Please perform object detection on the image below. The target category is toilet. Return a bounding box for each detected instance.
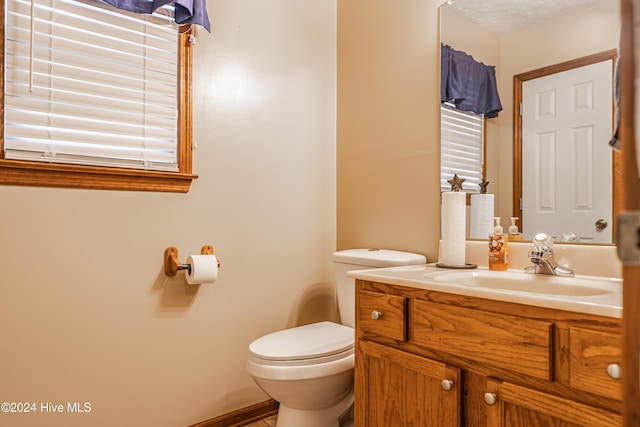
[246,248,427,427]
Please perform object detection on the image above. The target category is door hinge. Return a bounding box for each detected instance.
[520,197,523,211]
[616,211,640,266]
[520,103,523,116]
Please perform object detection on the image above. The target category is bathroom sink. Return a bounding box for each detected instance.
[348,264,622,317]
[431,270,614,297]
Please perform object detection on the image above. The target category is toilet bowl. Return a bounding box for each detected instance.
[246,249,426,427]
[247,322,355,427]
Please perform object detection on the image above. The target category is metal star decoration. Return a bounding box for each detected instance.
[479,180,490,194]
[447,174,465,192]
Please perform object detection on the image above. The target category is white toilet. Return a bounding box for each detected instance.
[246,248,426,427]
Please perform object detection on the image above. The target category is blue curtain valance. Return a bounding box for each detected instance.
[441,44,502,118]
[102,0,210,31]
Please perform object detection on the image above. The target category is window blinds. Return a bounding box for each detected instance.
[4,0,180,171]
[440,103,484,193]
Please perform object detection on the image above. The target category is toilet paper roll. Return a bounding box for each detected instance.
[186,254,218,285]
[470,194,495,239]
[441,191,466,266]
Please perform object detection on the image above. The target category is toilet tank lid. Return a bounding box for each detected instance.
[333,248,426,267]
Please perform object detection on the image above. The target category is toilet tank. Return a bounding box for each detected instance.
[332,249,426,328]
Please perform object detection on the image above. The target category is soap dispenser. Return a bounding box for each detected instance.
[489,217,509,271]
[508,217,523,241]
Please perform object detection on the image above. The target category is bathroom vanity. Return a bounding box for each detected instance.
[351,266,622,426]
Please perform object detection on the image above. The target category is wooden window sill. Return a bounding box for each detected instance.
[0,160,198,193]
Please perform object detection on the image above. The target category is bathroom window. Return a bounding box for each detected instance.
[0,0,196,192]
[440,103,485,194]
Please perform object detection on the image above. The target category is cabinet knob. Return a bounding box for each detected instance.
[607,363,622,380]
[441,379,454,391]
[483,392,497,406]
[371,310,382,320]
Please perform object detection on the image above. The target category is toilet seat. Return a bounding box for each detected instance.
[247,322,355,381]
[249,321,354,365]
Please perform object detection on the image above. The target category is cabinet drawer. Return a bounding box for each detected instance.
[569,327,622,401]
[411,300,552,380]
[358,290,407,341]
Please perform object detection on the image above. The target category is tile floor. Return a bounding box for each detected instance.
[243,414,277,427]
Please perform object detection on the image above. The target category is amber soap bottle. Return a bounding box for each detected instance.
[489,217,509,271]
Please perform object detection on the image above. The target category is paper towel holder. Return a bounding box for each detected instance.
[164,245,220,277]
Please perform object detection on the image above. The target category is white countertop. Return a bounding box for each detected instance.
[348,264,622,318]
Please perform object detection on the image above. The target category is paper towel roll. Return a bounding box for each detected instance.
[470,194,495,239]
[441,191,466,266]
[186,254,218,285]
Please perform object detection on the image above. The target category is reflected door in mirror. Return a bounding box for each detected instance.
[521,60,613,243]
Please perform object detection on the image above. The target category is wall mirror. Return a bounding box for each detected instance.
[440,0,621,245]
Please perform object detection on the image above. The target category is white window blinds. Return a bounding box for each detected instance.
[440,103,484,193]
[4,0,180,171]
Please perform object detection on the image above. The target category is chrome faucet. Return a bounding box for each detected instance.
[525,233,575,277]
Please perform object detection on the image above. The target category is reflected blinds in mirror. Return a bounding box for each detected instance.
[440,103,484,193]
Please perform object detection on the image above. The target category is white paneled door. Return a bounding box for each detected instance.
[522,60,613,243]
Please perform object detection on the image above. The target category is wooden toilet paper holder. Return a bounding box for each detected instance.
[164,245,219,276]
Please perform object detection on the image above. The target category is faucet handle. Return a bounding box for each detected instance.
[528,250,544,258]
[532,233,554,253]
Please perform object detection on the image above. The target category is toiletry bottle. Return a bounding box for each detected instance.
[508,217,523,241]
[489,217,509,271]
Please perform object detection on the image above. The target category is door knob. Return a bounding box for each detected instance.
[595,219,608,230]
[371,311,382,320]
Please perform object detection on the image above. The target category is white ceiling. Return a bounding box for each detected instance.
[446,0,604,34]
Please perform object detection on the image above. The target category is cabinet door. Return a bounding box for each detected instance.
[568,327,622,400]
[355,340,460,427]
[463,371,497,427]
[483,379,622,427]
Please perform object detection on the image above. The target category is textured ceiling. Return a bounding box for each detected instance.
[446,0,604,34]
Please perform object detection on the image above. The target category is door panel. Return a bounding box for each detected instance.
[522,60,613,243]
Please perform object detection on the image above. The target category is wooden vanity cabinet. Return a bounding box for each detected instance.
[354,279,623,427]
[357,289,461,426]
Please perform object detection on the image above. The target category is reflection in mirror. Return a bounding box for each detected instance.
[440,0,621,244]
[514,50,620,244]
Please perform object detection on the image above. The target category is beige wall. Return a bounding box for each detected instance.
[440,6,500,66]
[337,0,442,261]
[0,1,336,426]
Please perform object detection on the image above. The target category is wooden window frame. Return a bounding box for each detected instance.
[0,11,198,193]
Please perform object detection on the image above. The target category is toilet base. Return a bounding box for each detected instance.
[275,388,354,427]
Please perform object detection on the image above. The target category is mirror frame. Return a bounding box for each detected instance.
[512,49,621,243]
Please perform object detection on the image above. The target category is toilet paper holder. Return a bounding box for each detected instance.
[164,245,220,276]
